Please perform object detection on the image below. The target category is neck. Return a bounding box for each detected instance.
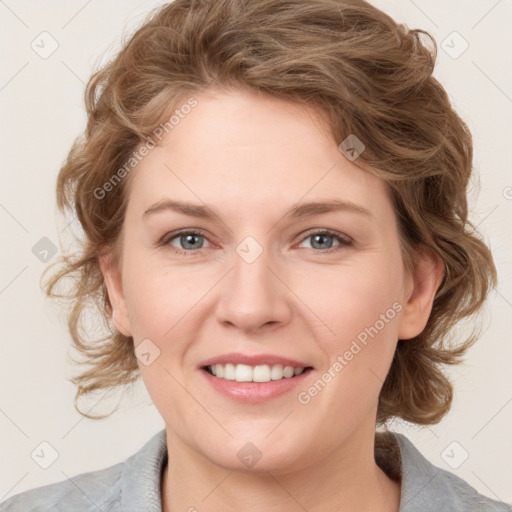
[161,424,401,512]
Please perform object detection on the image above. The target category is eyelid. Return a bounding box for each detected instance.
[158,227,213,247]
[297,227,352,244]
[159,227,353,253]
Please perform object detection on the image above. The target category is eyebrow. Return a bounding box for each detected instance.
[143,198,373,221]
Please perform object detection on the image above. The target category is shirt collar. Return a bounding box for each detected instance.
[120,429,167,512]
[389,432,500,511]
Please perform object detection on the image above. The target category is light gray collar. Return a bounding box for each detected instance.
[119,429,510,512]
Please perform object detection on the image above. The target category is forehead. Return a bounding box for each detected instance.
[125,88,393,223]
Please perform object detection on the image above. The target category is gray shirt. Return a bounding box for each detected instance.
[1,429,510,511]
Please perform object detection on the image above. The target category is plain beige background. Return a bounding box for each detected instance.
[1,0,511,505]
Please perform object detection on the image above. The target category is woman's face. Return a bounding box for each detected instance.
[102,88,439,473]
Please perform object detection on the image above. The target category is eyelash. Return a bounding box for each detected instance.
[158,228,353,255]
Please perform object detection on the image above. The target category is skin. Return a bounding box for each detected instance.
[100,87,443,512]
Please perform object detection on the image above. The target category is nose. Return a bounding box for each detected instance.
[215,241,293,334]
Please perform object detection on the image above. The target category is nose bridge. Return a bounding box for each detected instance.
[215,235,290,331]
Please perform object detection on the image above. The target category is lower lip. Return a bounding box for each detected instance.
[199,368,313,403]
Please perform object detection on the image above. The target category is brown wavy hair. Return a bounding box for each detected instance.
[42,0,497,423]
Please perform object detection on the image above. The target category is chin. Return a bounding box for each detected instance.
[196,432,315,475]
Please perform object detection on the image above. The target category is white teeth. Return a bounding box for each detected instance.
[271,364,284,380]
[224,363,236,380]
[207,363,307,383]
[253,365,270,382]
[283,366,294,378]
[235,364,253,382]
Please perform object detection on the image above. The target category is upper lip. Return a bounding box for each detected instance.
[198,352,313,369]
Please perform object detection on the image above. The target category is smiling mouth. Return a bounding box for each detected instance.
[202,363,314,383]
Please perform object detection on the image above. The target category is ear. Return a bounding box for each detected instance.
[98,252,132,337]
[397,246,444,340]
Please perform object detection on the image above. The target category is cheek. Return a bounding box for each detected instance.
[123,281,166,340]
[333,260,403,388]
[298,263,403,416]
[304,256,404,348]
[121,256,199,411]
[122,252,217,354]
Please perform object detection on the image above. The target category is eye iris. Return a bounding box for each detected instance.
[311,233,334,250]
[181,233,203,250]
[171,231,343,251]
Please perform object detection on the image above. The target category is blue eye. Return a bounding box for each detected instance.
[299,230,352,252]
[162,230,211,253]
[159,229,352,255]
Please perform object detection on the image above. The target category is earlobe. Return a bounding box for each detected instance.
[397,246,444,340]
[98,253,132,337]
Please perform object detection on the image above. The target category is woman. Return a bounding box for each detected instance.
[1,0,509,511]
